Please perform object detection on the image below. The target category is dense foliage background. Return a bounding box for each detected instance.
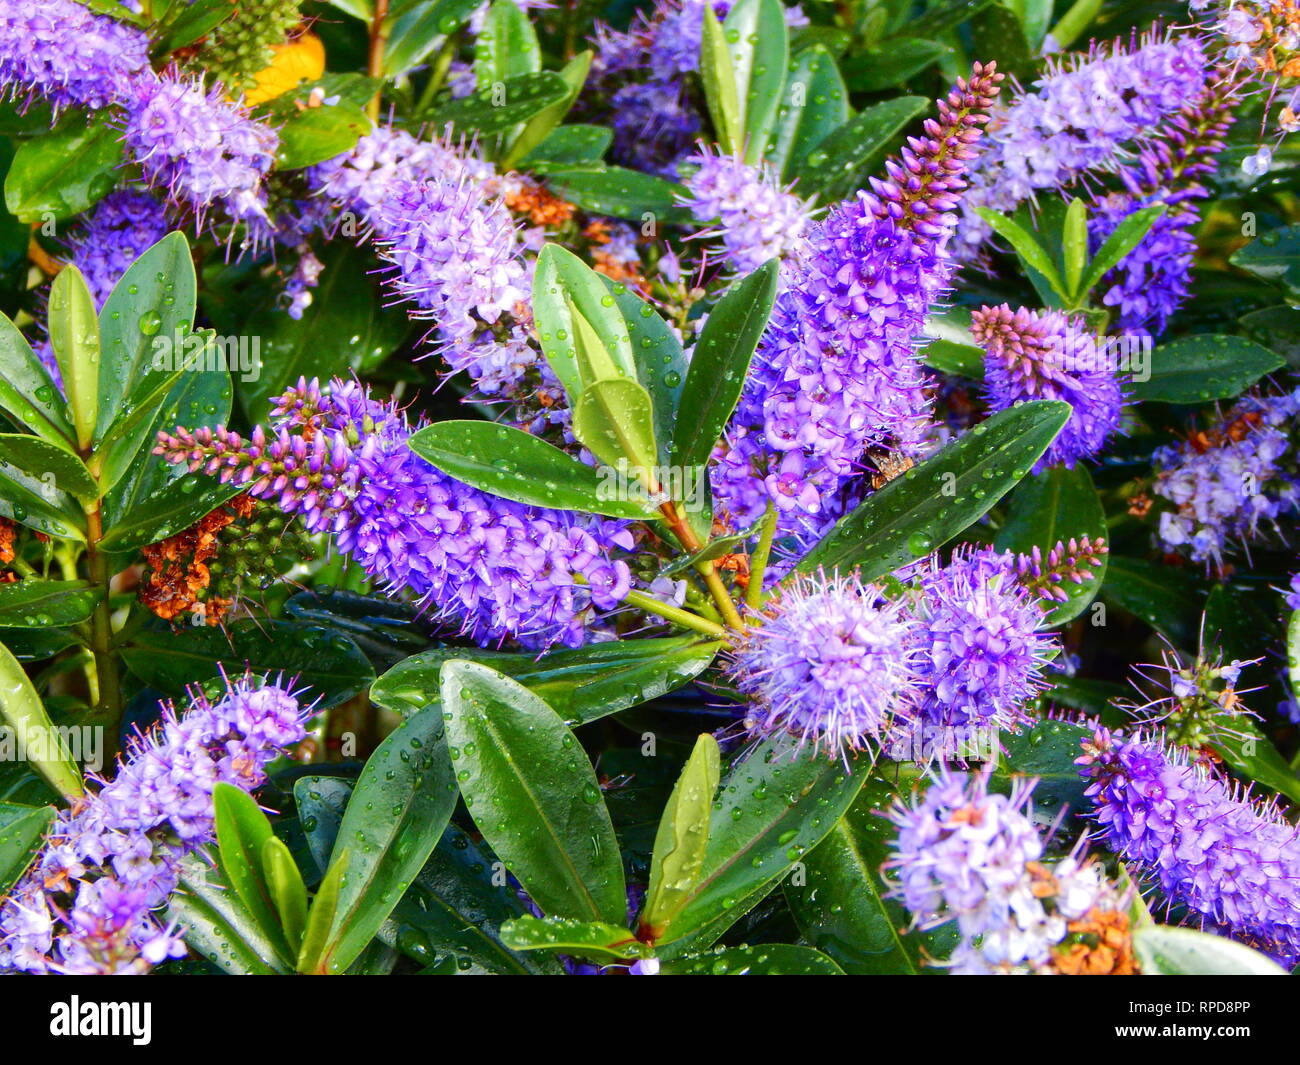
[1,0,1299,977]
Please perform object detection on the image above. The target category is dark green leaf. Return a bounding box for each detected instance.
[154,0,234,53]
[520,124,611,171]
[796,401,1070,581]
[314,707,458,974]
[1129,335,1284,405]
[0,434,97,501]
[793,96,927,202]
[171,854,291,974]
[766,45,849,181]
[276,104,371,169]
[1230,223,1300,293]
[383,0,481,76]
[671,260,778,473]
[0,580,101,628]
[499,915,652,961]
[842,39,949,92]
[0,312,74,446]
[660,943,844,974]
[994,464,1108,625]
[543,167,690,224]
[292,775,353,879]
[656,739,870,956]
[408,419,658,518]
[441,660,626,924]
[3,116,123,222]
[121,621,375,710]
[427,71,569,137]
[371,636,721,725]
[0,801,54,897]
[1101,556,1204,649]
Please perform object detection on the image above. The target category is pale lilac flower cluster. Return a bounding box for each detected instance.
[711,67,1003,535]
[972,304,1124,472]
[958,30,1210,258]
[0,675,307,975]
[0,0,149,112]
[680,147,813,274]
[157,378,634,648]
[731,571,925,756]
[122,72,279,240]
[1080,728,1300,965]
[888,771,1120,974]
[309,128,534,393]
[729,546,1054,755]
[1152,388,1300,567]
[1286,573,1300,612]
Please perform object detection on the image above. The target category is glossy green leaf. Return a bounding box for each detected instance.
[0,434,97,502]
[502,50,591,171]
[1210,718,1300,807]
[543,167,690,224]
[641,734,720,938]
[700,4,743,156]
[297,850,347,974]
[427,71,569,137]
[0,801,54,897]
[793,96,927,202]
[971,0,1035,78]
[408,419,658,519]
[656,739,870,956]
[994,463,1108,625]
[975,208,1067,299]
[723,0,789,165]
[99,367,240,552]
[661,943,844,974]
[573,377,660,482]
[1288,610,1300,702]
[766,45,849,181]
[154,0,234,53]
[47,264,99,451]
[383,0,481,76]
[1046,0,1101,48]
[499,915,653,961]
[371,636,721,725]
[897,0,998,37]
[1129,335,1284,405]
[0,313,74,446]
[171,854,292,974]
[382,823,556,974]
[276,103,371,170]
[1079,204,1168,297]
[3,116,123,223]
[604,276,687,465]
[315,707,457,974]
[292,775,353,879]
[996,719,1093,816]
[532,243,636,399]
[1132,925,1286,975]
[671,260,778,472]
[0,640,82,800]
[0,457,86,540]
[520,124,611,170]
[796,401,1070,581]
[474,0,542,90]
[121,621,374,710]
[213,782,291,962]
[841,39,949,92]
[262,835,309,953]
[0,580,101,629]
[1062,197,1088,297]
[441,660,626,924]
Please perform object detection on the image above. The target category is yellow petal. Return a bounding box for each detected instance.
[243,33,326,107]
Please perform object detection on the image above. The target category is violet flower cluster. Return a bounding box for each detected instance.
[1152,387,1300,567]
[0,674,307,975]
[730,546,1054,756]
[1088,78,1238,337]
[957,30,1210,259]
[972,304,1124,472]
[0,0,149,112]
[888,770,1126,974]
[122,71,280,241]
[711,66,1003,535]
[1079,728,1300,965]
[156,378,634,648]
[679,147,814,274]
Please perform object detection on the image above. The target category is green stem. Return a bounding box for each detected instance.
[623,589,727,641]
[745,504,777,611]
[83,507,123,746]
[657,501,746,631]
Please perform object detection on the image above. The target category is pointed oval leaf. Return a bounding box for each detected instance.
[47,264,99,450]
[0,641,82,800]
[0,580,101,629]
[660,943,844,974]
[573,377,660,485]
[440,659,626,924]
